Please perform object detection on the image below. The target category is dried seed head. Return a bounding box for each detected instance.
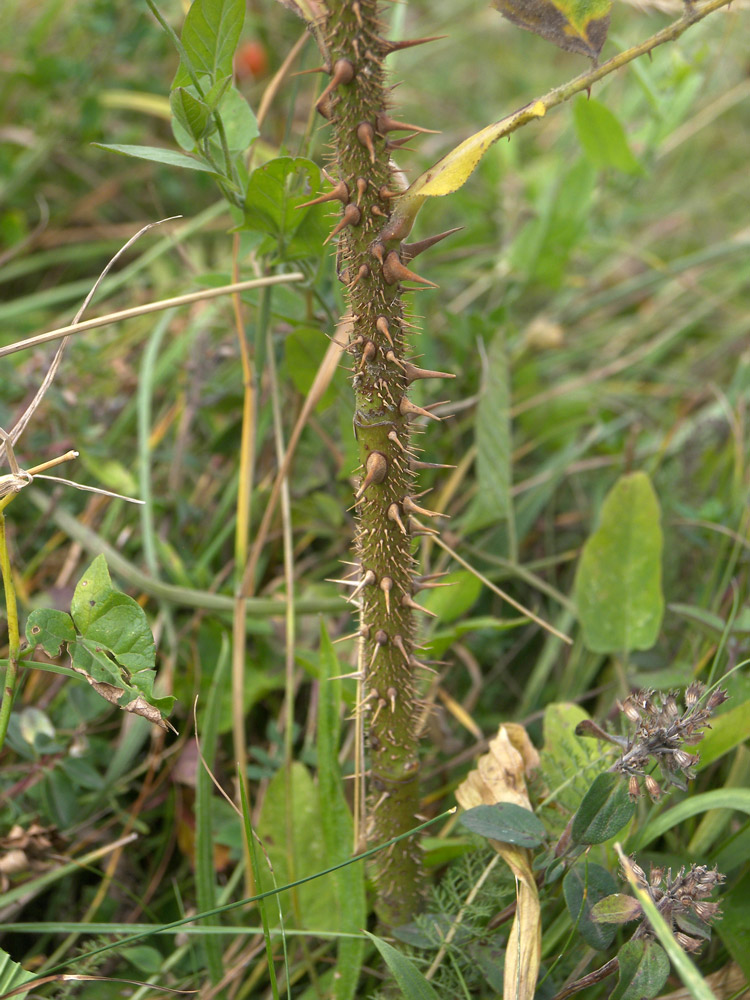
[644,775,662,801]
[628,775,640,801]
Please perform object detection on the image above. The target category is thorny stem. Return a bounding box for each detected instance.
[321,0,449,924]
[0,511,21,752]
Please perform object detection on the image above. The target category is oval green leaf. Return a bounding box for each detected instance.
[571,772,634,845]
[460,803,546,848]
[574,471,664,653]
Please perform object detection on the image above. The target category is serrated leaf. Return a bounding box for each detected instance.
[574,472,664,653]
[0,945,35,1000]
[563,862,619,950]
[25,609,75,657]
[465,332,513,532]
[591,893,644,924]
[94,143,216,172]
[571,772,635,845]
[573,97,642,174]
[173,0,245,88]
[492,0,611,59]
[611,939,669,1000]
[461,803,546,847]
[364,932,441,1000]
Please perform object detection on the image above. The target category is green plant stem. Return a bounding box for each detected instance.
[322,0,430,925]
[0,508,20,752]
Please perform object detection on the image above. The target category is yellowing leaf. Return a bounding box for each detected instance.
[456,726,541,1000]
[383,103,547,243]
[492,0,612,60]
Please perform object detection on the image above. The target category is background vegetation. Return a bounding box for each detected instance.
[1,0,749,996]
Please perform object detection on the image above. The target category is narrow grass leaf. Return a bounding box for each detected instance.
[238,772,282,1000]
[364,932,440,1000]
[636,787,750,848]
[195,634,230,985]
[574,472,664,653]
[318,623,365,1000]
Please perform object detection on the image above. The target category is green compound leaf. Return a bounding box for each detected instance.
[492,0,611,60]
[574,471,664,653]
[460,803,546,848]
[174,0,245,88]
[573,97,643,174]
[571,772,635,845]
[611,939,670,1000]
[562,862,619,950]
[25,609,76,658]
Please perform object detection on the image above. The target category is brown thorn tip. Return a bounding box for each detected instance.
[385,349,406,371]
[356,122,377,164]
[348,568,377,601]
[376,316,394,346]
[356,177,368,205]
[401,594,438,618]
[387,430,407,451]
[315,58,355,111]
[402,228,463,262]
[412,460,456,470]
[350,263,370,288]
[376,113,439,136]
[387,503,407,534]
[382,35,448,54]
[399,397,442,422]
[323,203,362,245]
[402,361,455,382]
[296,179,349,209]
[383,251,437,287]
[354,450,388,499]
[380,576,393,614]
[358,339,377,371]
[392,634,410,664]
[403,495,443,518]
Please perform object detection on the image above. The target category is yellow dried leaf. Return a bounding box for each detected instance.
[456,725,542,1000]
